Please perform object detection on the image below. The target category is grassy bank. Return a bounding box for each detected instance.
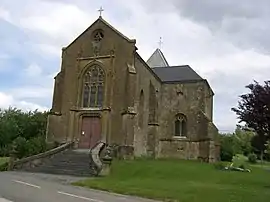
[74,159,270,202]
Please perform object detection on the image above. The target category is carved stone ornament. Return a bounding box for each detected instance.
[92,30,104,56]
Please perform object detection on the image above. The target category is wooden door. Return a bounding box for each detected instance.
[78,117,101,149]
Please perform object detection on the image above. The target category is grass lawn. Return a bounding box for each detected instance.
[73,159,270,202]
[0,157,9,165]
[250,161,270,169]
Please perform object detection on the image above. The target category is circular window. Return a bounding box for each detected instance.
[93,30,104,42]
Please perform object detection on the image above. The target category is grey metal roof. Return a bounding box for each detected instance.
[152,65,203,82]
[147,48,169,68]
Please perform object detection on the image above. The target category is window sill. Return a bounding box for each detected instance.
[159,136,189,142]
[70,106,107,112]
[172,136,187,139]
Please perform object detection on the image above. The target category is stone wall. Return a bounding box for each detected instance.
[133,55,161,157]
[10,142,73,170]
[156,81,219,161]
[157,138,219,162]
[46,114,66,143]
[198,140,210,162]
[157,139,199,160]
[158,81,211,141]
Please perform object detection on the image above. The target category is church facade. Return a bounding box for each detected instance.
[46,17,220,162]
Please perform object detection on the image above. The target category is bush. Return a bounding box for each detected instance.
[0,108,49,158]
[232,154,248,169]
[13,136,28,158]
[0,145,11,157]
[220,135,234,161]
[248,153,257,164]
[13,136,48,159]
[213,161,226,170]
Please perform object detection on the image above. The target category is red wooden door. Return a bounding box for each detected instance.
[78,117,101,149]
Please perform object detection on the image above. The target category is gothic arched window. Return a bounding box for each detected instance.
[174,114,187,137]
[82,65,105,108]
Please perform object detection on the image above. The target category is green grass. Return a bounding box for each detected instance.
[250,160,270,169]
[73,159,270,202]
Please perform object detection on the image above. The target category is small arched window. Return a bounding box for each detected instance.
[82,65,105,108]
[174,114,187,137]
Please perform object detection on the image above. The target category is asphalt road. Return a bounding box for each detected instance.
[0,171,158,202]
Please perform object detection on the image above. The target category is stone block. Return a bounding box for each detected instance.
[117,145,134,160]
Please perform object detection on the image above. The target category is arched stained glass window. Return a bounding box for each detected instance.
[82,65,105,107]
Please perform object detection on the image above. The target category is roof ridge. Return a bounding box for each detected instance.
[99,17,135,43]
[152,65,189,68]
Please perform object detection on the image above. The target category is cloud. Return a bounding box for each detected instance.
[0,92,13,108]
[0,7,11,22]
[0,92,48,111]
[24,63,42,77]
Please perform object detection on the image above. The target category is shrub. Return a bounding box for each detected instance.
[0,145,11,157]
[13,136,48,159]
[0,108,49,158]
[13,136,28,158]
[220,135,234,161]
[248,153,257,164]
[232,154,248,169]
[213,161,226,170]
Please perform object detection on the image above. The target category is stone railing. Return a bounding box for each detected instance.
[89,141,115,176]
[9,141,74,170]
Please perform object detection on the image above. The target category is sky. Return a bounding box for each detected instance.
[0,0,270,133]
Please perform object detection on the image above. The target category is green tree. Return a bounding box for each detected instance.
[234,126,254,156]
[0,107,49,157]
[219,126,255,161]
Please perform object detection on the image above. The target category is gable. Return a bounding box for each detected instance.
[64,17,135,50]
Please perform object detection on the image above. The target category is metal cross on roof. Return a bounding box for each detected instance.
[158,37,163,49]
[98,6,104,17]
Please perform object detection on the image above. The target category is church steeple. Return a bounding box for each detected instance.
[146,48,169,68]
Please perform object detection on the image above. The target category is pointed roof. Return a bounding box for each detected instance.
[64,16,135,50]
[146,48,169,68]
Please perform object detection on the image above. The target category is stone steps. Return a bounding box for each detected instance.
[21,149,93,177]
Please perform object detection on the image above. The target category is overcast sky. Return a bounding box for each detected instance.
[0,0,269,133]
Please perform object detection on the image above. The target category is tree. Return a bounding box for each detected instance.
[265,141,270,160]
[219,127,254,161]
[232,80,270,159]
[0,107,49,157]
[220,133,235,161]
[234,126,254,156]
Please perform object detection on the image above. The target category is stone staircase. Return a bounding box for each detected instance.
[21,149,92,177]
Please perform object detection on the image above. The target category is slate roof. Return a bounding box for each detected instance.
[152,65,203,83]
[147,48,169,68]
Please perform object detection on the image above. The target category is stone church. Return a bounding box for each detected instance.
[46,16,220,162]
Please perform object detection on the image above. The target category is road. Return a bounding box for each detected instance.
[0,171,158,202]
